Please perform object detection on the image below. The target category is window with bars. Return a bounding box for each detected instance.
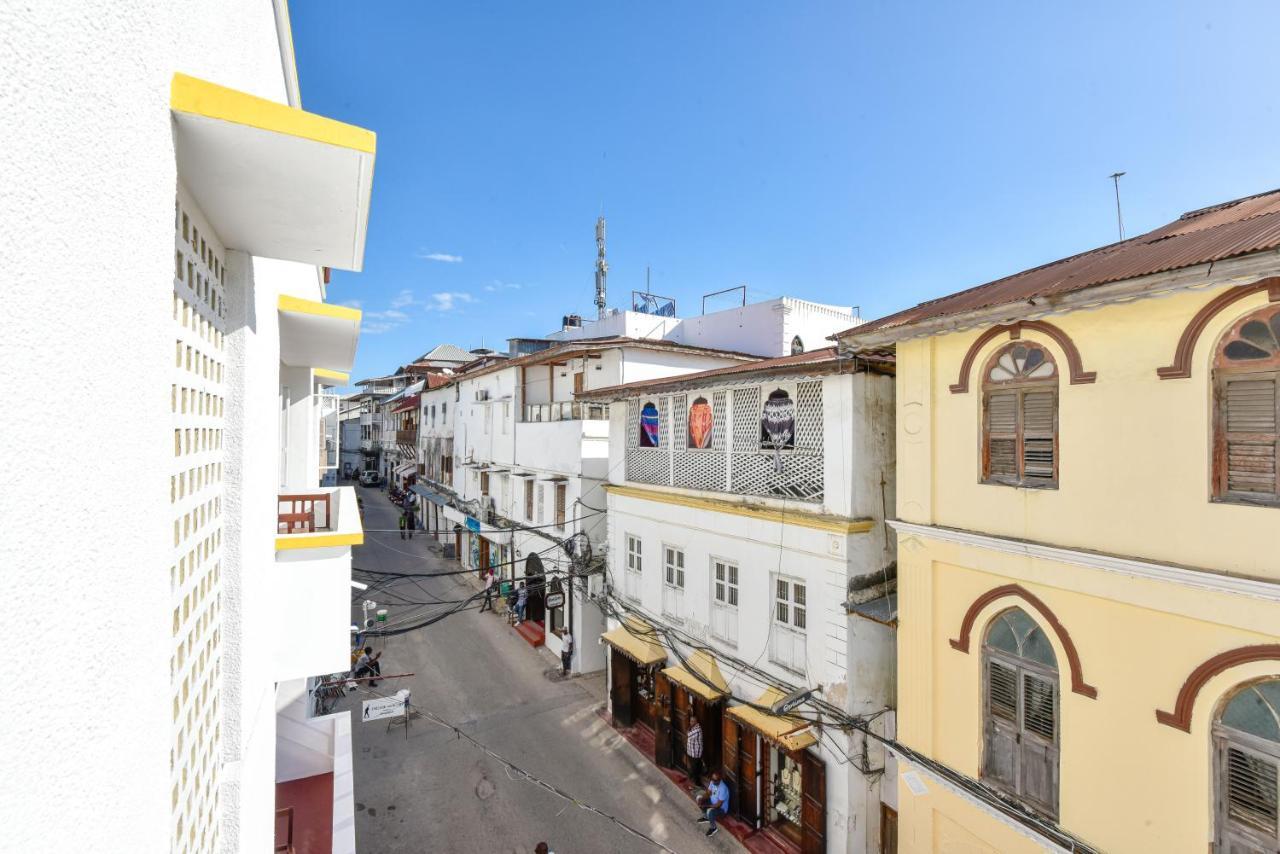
[480,471,490,496]
[710,559,739,645]
[981,342,1058,488]
[624,535,643,602]
[554,483,566,529]
[981,608,1060,818]
[770,576,807,673]
[1215,680,1280,851]
[662,546,685,619]
[524,479,534,521]
[1213,306,1280,505]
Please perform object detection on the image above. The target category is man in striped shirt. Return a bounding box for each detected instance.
[686,719,704,786]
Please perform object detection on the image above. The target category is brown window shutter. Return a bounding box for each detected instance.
[984,391,1018,480]
[1020,390,1057,483]
[800,749,827,854]
[721,715,741,817]
[1218,373,1279,498]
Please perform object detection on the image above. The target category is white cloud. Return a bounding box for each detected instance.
[417,251,463,263]
[425,292,474,312]
[483,280,522,293]
[390,289,415,309]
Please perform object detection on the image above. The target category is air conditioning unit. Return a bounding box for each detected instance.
[476,389,490,401]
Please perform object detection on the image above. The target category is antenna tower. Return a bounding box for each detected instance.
[594,216,608,320]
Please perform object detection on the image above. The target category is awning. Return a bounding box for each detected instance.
[510,471,536,478]
[601,618,667,667]
[662,651,729,702]
[848,592,897,627]
[410,485,449,507]
[727,687,818,752]
[313,368,349,387]
[170,73,375,272]
[278,295,361,374]
[393,462,416,476]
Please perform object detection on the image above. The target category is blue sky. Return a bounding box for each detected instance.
[292,1,1280,384]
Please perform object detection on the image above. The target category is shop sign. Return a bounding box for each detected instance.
[466,516,481,532]
[362,692,406,722]
[545,592,565,609]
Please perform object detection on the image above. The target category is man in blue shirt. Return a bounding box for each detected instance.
[696,771,730,837]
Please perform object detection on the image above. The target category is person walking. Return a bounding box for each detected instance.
[352,646,382,689]
[686,719,704,786]
[398,511,407,539]
[695,771,730,838]
[479,569,495,613]
[560,630,573,675]
[515,582,528,624]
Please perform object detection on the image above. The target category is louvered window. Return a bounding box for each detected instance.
[1215,680,1280,851]
[981,342,1058,488]
[1213,306,1280,505]
[982,608,1060,818]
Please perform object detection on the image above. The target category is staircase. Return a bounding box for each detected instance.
[513,620,545,647]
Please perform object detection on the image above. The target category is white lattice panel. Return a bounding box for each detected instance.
[712,391,727,451]
[673,451,727,491]
[627,449,669,485]
[171,188,225,854]
[673,394,687,451]
[732,387,760,451]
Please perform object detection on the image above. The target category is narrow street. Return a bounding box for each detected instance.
[338,485,737,854]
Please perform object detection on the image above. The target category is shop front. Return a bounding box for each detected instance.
[655,651,727,780]
[602,618,668,733]
[723,688,827,854]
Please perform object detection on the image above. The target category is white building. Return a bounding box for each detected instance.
[4,3,373,852]
[423,337,756,671]
[580,347,898,854]
[549,296,860,359]
[415,374,458,538]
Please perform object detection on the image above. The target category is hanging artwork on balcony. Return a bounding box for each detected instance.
[639,401,661,447]
[688,396,714,449]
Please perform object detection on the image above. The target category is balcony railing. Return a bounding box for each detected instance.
[275,486,364,551]
[278,493,334,533]
[395,429,417,444]
[522,401,609,423]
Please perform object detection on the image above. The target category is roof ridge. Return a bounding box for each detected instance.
[1179,187,1280,221]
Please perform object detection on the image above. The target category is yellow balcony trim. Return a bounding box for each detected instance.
[314,368,350,384]
[171,73,375,154]
[275,531,364,551]
[278,294,362,323]
[604,483,875,534]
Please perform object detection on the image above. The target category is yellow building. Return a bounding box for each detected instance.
[837,190,1280,853]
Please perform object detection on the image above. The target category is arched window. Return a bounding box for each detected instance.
[791,335,805,355]
[981,342,1058,487]
[1215,679,1280,850]
[1213,305,1280,504]
[982,608,1059,817]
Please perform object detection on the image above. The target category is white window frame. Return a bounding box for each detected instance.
[710,557,739,646]
[624,534,643,602]
[662,545,685,620]
[769,574,807,674]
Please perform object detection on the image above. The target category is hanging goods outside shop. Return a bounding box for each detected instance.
[688,396,714,449]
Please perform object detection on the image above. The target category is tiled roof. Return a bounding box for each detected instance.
[453,336,759,382]
[414,343,474,363]
[577,346,893,400]
[837,188,1280,342]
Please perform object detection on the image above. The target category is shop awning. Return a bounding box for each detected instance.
[601,618,667,667]
[394,462,416,476]
[727,688,818,752]
[170,73,375,271]
[410,485,449,507]
[662,651,729,702]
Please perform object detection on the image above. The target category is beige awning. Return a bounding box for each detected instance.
[601,617,667,667]
[662,651,729,702]
[726,687,818,752]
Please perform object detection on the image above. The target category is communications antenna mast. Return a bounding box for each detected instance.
[594,216,608,320]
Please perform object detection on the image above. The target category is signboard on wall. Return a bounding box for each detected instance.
[545,592,565,609]
[466,516,481,532]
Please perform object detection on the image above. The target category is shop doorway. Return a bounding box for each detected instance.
[477,536,489,581]
[524,554,546,625]
[722,716,826,853]
[654,672,724,780]
[609,649,658,732]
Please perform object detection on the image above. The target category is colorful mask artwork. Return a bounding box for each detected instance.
[639,401,661,447]
[688,396,714,449]
[761,388,795,472]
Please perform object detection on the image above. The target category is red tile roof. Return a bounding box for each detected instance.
[454,336,759,382]
[837,188,1280,342]
[577,347,893,399]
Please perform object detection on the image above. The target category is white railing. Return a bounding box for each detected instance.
[522,401,609,423]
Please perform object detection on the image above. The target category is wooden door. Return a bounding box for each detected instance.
[453,528,461,562]
[573,372,584,395]
[739,727,759,825]
[478,537,490,581]
[611,651,634,726]
[702,702,723,774]
[800,749,826,853]
[880,805,897,854]
[654,672,674,767]
[672,689,692,772]
[721,716,741,816]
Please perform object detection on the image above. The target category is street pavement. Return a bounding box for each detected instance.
[338,484,739,854]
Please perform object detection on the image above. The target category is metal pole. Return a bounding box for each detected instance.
[1109,172,1126,240]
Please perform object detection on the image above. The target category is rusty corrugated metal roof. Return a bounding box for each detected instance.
[838,188,1280,341]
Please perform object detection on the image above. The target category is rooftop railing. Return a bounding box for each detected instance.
[521,401,609,423]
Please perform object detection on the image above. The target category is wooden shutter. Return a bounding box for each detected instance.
[1019,671,1059,816]
[574,371,584,394]
[985,391,1018,480]
[1217,373,1279,499]
[801,749,827,854]
[739,726,759,824]
[610,651,634,726]
[721,715,741,816]
[654,672,674,768]
[983,659,1019,791]
[880,805,898,854]
[1224,743,1279,840]
[1021,390,1057,483]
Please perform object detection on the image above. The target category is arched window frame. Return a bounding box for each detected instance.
[1212,304,1280,506]
[980,607,1060,818]
[1213,679,1280,851]
[980,341,1059,488]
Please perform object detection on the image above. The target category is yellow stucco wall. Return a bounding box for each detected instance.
[889,280,1280,852]
[895,282,1278,578]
